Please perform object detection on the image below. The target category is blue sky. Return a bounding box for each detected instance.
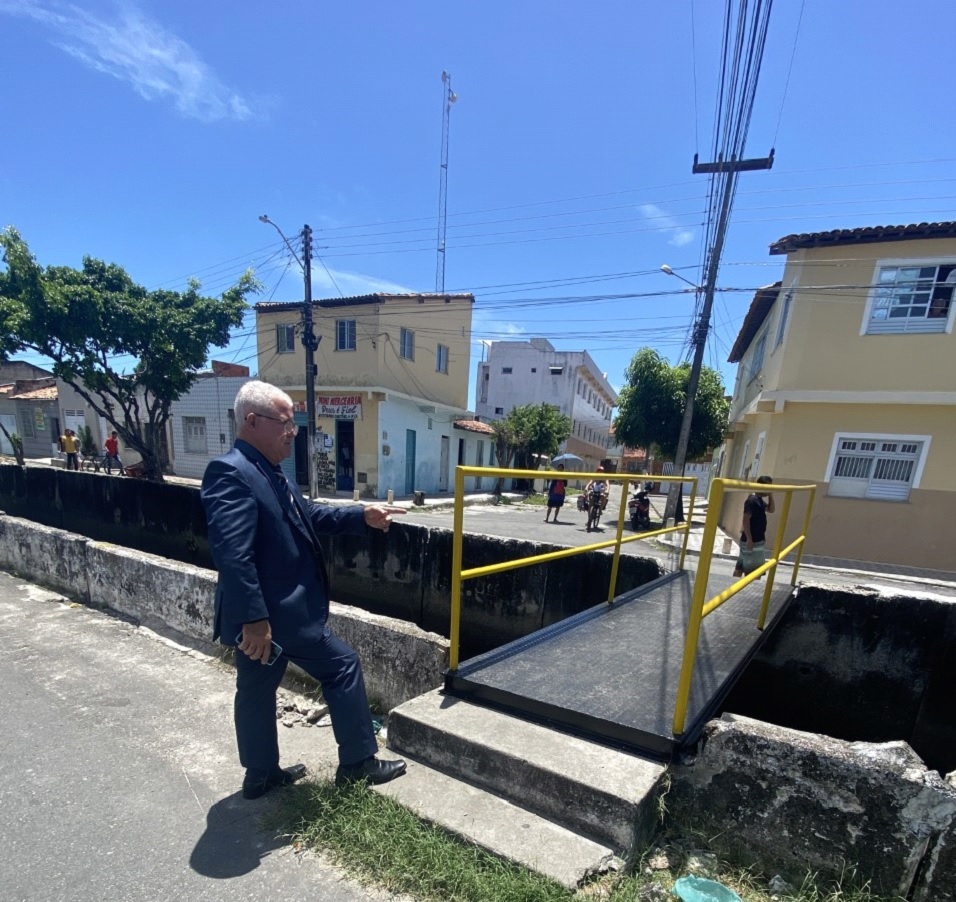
[3,0,955,407]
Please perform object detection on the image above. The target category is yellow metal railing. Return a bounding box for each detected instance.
[671,477,817,736]
[449,466,698,670]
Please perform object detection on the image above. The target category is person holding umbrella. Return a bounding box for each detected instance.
[544,463,567,523]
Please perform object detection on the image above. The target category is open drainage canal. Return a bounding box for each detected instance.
[722,583,956,775]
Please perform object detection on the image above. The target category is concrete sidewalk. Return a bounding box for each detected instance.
[0,570,395,902]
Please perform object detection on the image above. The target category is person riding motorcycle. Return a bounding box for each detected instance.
[629,485,651,530]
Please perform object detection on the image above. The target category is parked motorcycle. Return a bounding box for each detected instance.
[629,489,651,531]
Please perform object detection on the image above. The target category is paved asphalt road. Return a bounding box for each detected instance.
[403,486,956,599]
[0,571,396,902]
[408,484,678,557]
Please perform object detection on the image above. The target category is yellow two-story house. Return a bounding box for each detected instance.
[256,292,474,498]
[721,222,956,572]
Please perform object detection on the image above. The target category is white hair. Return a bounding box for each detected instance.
[234,381,292,424]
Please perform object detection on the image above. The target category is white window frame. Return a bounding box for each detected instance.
[336,319,356,351]
[774,282,795,349]
[436,344,449,374]
[737,440,750,479]
[752,431,766,478]
[183,416,208,455]
[824,431,931,502]
[276,323,296,354]
[861,257,956,336]
[399,328,414,360]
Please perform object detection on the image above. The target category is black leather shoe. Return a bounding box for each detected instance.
[335,756,407,786]
[242,763,307,800]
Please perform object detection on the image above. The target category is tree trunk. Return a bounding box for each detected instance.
[0,422,26,467]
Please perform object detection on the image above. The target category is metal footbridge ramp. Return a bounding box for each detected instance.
[444,469,817,760]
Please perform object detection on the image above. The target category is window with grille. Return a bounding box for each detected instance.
[336,319,356,351]
[276,323,296,354]
[774,286,794,349]
[436,344,449,373]
[183,417,207,454]
[400,328,414,360]
[828,434,926,501]
[748,332,767,383]
[866,263,956,334]
[19,409,35,439]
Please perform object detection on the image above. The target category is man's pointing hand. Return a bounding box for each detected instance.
[363,505,407,533]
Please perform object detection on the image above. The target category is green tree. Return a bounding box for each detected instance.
[490,419,518,494]
[0,276,27,466]
[613,348,728,462]
[0,228,259,481]
[491,403,571,491]
[507,403,572,468]
[78,424,97,458]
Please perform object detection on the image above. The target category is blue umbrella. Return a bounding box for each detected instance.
[550,452,584,466]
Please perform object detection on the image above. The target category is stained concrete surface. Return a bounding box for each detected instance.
[0,570,398,902]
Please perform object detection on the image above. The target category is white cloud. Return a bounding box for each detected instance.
[639,203,695,248]
[309,265,415,298]
[1,0,252,121]
[471,307,526,350]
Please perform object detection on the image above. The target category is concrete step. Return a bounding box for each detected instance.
[373,756,617,889]
[387,689,668,851]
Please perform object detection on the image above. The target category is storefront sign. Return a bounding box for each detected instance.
[317,394,362,419]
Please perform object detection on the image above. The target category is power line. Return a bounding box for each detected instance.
[772,0,806,147]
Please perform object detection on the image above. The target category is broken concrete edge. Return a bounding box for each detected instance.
[0,511,448,712]
[668,713,956,902]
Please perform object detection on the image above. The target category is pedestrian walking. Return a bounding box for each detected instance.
[544,463,567,523]
[733,475,775,577]
[104,431,125,475]
[201,381,408,798]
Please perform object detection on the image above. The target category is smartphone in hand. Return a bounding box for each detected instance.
[235,632,284,665]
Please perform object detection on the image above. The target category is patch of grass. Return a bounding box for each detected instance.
[271,780,573,902]
[269,782,905,902]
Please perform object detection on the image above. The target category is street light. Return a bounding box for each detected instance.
[660,264,700,290]
[259,215,317,500]
[259,215,304,269]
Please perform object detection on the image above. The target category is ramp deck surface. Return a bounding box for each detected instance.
[446,567,795,758]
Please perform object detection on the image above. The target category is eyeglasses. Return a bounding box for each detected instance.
[253,413,299,435]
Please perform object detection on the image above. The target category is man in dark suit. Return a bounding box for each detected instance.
[201,381,407,799]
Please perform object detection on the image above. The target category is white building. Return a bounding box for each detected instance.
[475,339,618,469]
[168,373,251,479]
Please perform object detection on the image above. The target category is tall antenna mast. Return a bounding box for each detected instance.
[435,70,457,294]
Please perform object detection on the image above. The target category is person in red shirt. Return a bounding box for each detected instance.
[104,431,126,476]
[544,463,567,523]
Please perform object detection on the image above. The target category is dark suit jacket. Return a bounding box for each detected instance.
[201,440,367,655]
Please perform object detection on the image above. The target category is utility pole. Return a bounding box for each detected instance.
[300,224,318,500]
[664,151,774,524]
[258,215,319,499]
